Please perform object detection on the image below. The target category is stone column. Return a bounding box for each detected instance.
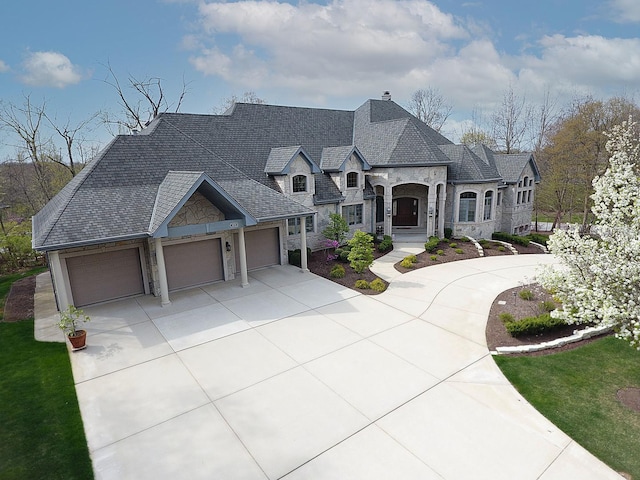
[154,238,171,306]
[237,227,249,287]
[427,187,438,237]
[438,184,447,238]
[48,251,70,311]
[384,186,393,237]
[299,216,309,273]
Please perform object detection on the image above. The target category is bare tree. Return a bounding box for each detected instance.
[491,85,531,153]
[458,108,498,149]
[407,88,452,132]
[44,111,98,176]
[213,91,267,114]
[529,88,558,154]
[101,63,189,133]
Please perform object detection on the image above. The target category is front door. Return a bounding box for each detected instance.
[393,198,418,226]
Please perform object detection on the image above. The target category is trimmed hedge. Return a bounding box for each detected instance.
[370,278,387,292]
[355,279,370,289]
[504,313,566,337]
[377,235,393,252]
[492,231,530,246]
[330,264,346,278]
[526,233,549,246]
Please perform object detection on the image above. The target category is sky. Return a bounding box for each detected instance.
[1,0,640,158]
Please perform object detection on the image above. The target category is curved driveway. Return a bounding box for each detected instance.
[36,252,622,479]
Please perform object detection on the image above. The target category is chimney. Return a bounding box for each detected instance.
[381,91,391,101]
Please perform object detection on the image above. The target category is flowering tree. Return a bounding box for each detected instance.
[538,118,640,348]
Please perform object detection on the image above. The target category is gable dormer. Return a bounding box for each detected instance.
[265,146,320,199]
[320,146,371,192]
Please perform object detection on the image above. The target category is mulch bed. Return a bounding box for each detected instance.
[307,248,389,295]
[3,276,36,322]
[486,283,612,356]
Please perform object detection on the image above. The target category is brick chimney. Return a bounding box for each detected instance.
[381,91,391,101]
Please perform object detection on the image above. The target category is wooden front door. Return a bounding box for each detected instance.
[393,198,418,226]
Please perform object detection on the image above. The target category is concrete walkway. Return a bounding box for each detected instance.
[35,253,623,480]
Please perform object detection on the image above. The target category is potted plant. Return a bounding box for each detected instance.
[57,305,90,351]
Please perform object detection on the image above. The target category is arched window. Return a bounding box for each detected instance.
[458,192,477,222]
[292,175,307,193]
[346,171,359,188]
[483,191,493,220]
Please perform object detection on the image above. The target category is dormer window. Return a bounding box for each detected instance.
[292,175,307,193]
[346,171,359,189]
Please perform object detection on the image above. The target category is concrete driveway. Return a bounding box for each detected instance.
[36,253,622,479]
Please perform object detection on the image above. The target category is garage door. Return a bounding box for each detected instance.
[235,228,280,271]
[164,239,224,291]
[66,248,145,307]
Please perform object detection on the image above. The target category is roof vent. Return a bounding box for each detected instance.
[381,91,391,101]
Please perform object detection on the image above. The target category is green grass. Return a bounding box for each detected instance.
[495,337,640,478]
[0,270,93,480]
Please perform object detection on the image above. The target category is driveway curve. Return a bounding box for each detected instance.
[37,253,623,479]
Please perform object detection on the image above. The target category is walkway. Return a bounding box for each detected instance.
[35,252,623,479]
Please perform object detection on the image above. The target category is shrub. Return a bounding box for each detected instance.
[454,248,464,254]
[519,289,534,300]
[347,230,374,273]
[504,313,566,337]
[377,237,393,252]
[492,231,530,246]
[288,248,312,267]
[526,233,548,246]
[499,312,515,323]
[330,264,345,278]
[322,213,349,244]
[449,242,457,248]
[425,237,440,253]
[334,247,344,257]
[355,279,370,289]
[437,249,444,256]
[339,249,351,263]
[400,257,415,268]
[497,245,506,252]
[430,255,438,261]
[370,278,387,292]
[540,300,556,313]
[459,236,471,242]
[444,227,453,239]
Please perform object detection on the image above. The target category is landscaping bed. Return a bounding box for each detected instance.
[307,248,389,294]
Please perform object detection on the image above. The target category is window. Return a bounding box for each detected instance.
[458,192,476,222]
[497,191,502,206]
[287,216,314,235]
[517,191,522,204]
[483,191,493,220]
[292,175,307,193]
[375,196,385,222]
[527,190,532,203]
[346,171,359,188]
[342,204,363,225]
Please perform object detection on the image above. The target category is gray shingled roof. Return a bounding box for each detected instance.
[440,144,502,184]
[320,146,371,172]
[493,153,539,184]
[32,99,535,251]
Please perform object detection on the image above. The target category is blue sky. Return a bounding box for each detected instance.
[1,0,639,158]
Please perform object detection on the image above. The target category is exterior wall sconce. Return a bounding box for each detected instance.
[428,206,434,217]
[225,241,231,252]
[386,207,392,216]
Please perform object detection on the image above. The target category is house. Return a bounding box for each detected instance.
[32,94,540,309]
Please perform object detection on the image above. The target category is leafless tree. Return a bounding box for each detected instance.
[44,111,98,176]
[407,88,452,132]
[491,85,531,153]
[529,88,558,154]
[213,91,267,114]
[101,63,189,133]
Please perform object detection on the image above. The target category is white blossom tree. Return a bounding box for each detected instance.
[539,118,640,348]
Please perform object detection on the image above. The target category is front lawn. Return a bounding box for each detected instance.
[494,337,640,478]
[0,270,93,479]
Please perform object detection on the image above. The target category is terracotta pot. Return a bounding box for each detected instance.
[68,330,87,350]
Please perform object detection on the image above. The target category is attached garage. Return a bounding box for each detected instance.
[164,238,224,291]
[235,227,281,271]
[66,248,145,307]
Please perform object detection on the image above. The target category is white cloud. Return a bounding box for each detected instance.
[609,0,640,23]
[519,35,640,94]
[189,0,469,97]
[20,51,83,88]
[0,60,9,73]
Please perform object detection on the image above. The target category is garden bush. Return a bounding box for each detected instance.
[454,248,464,254]
[400,257,415,268]
[504,313,566,337]
[519,289,534,300]
[497,245,506,252]
[339,249,351,263]
[424,236,440,253]
[540,300,556,313]
[355,279,370,289]
[449,242,457,248]
[330,264,345,278]
[430,255,438,261]
[499,312,515,323]
[370,278,386,292]
[492,231,530,246]
[437,249,444,256]
[377,235,393,252]
[444,227,453,239]
[526,233,548,246]
[347,231,374,273]
[288,248,312,267]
